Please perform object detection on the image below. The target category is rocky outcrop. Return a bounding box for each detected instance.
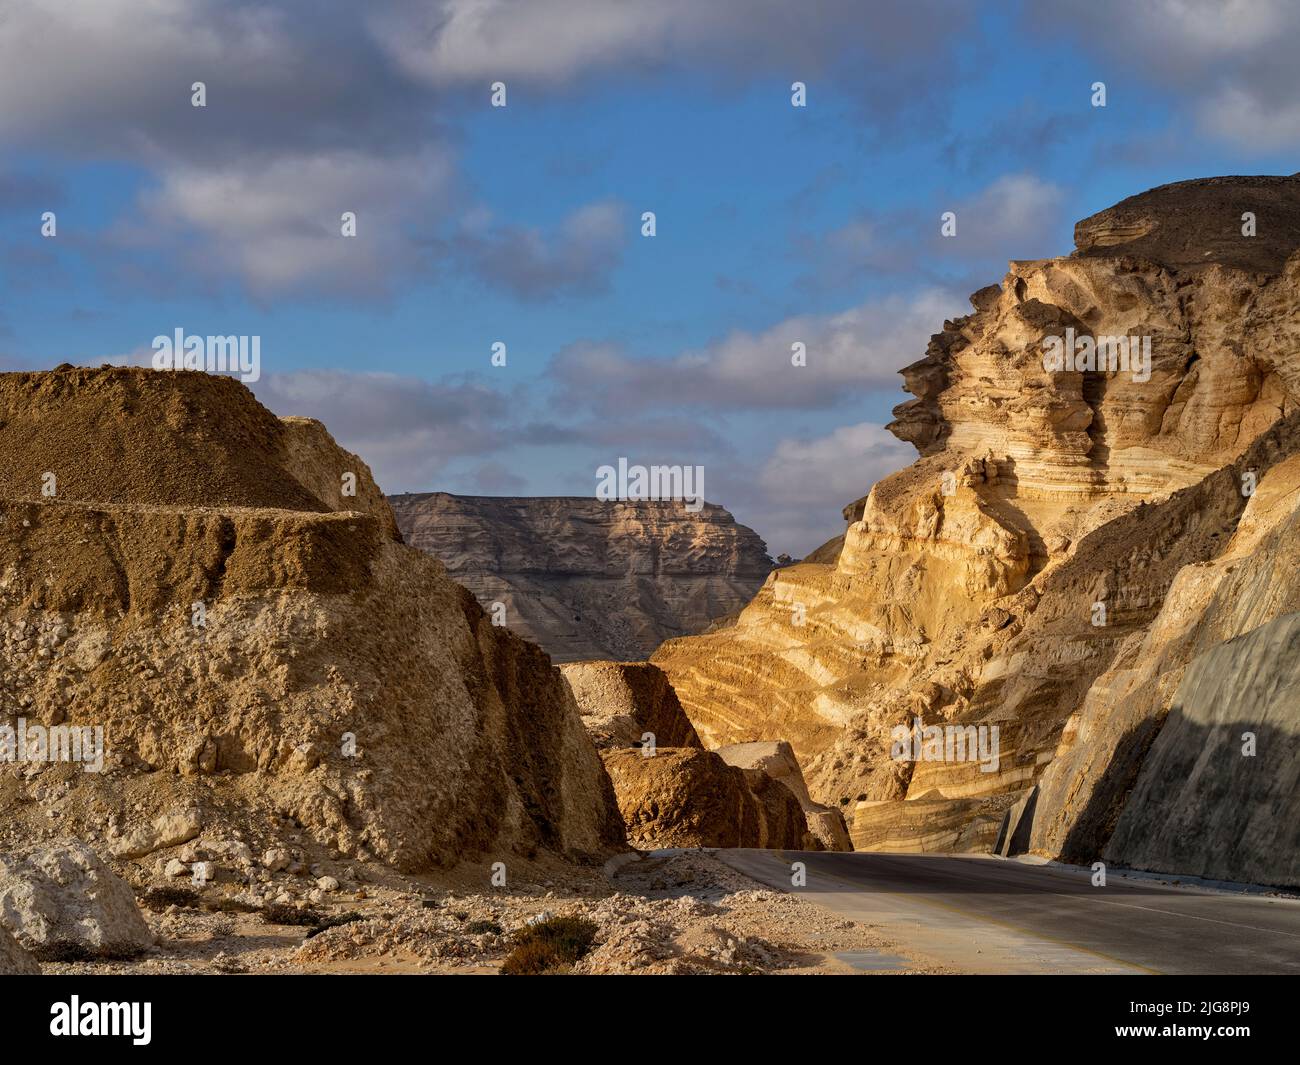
[560,661,703,750]
[0,925,40,974]
[653,175,1300,883]
[0,840,153,960]
[0,367,625,873]
[1102,612,1300,887]
[563,662,816,850]
[715,741,852,851]
[389,493,773,662]
[601,747,813,850]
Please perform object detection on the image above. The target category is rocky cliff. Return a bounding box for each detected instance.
[653,175,1300,887]
[560,661,818,850]
[389,493,773,662]
[0,367,626,873]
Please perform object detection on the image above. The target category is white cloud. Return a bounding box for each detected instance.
[125,149,454,298]
[367,0,967,89]
[551,288,966,411]
[759,422,913,509]
[454,200,629,300]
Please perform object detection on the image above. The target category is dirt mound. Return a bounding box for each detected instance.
[0,367,624,874]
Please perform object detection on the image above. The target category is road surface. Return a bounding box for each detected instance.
[716,849,1300,975]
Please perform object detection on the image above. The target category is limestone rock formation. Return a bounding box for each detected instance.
[0,924,39,975]
[560,661,703,750]
[601,747,813,850]
[389,493,773,661]
[562,661,816,850]
[715,741,852,851]
[1103,612,1300,886]
[0,367,625,873]
[0,840,153,960]
[653,175,1300,884]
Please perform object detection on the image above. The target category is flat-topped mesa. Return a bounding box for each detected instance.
[655,177,1300,879]
[0,367,625,872]
[391,492,773,662]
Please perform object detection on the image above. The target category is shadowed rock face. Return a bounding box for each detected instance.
[1101,612,1300,888]
[601,747,813,851]
[652,175,1300,882]
[389,493,773,662]
[0,367,626,873]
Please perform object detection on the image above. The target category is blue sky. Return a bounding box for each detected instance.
[2,1,1298,554]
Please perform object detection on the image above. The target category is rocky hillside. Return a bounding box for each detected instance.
[560,661,820,850]
[390,493,773,661]
[653,174,1300,888]
[0,367,625,874]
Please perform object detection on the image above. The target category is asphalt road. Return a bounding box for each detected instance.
[717,849,1300,975]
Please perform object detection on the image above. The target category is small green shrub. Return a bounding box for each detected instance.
[465,919,503,936]
[260,903,325,926]
[140,886,200,912]
[500,916,598,975]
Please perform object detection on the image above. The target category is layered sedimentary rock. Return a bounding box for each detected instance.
[562,661,815,850]
[601,747,813,851]
[715,741,852,851]
[1104,612,1300,886]
[653,175,1300,884]
[559,661,703,750]
[0,367,625,873]
[389,493,772,662]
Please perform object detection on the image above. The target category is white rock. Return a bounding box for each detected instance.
[261,848,290,872]
[0,840,154,959]
[315,876,340,892]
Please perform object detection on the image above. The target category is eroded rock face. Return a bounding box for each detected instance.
[601,747,813,851]
[560,661,703,750]
[0,840,153,960]
[390,493,773,662]
[653,175,1300,878]
[715,741,851,852]
[0,367,625,873]
[1102,612,1300,887]
[0,924,40,975]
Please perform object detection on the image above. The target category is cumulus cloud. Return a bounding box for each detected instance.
[368,0,970,93]
[452,200,629,301]
[550,288,965,412]
[740,422,912,555]
[1031,0,1300,150]
[797,173,1067,292]
[759,422,913,509]
[117,149,454,299]
[251,369,515,492]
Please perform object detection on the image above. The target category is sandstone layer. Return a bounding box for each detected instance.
[601,747,814,851]
[715,741,852,851]
[561,660,816,850]
[653,175,1300,885]
[0,367,625,874]
[559,661,703,750]
[390,493,772,662]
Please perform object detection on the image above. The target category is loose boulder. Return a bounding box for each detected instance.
[0,840,153,960]
[602,747,814,850]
